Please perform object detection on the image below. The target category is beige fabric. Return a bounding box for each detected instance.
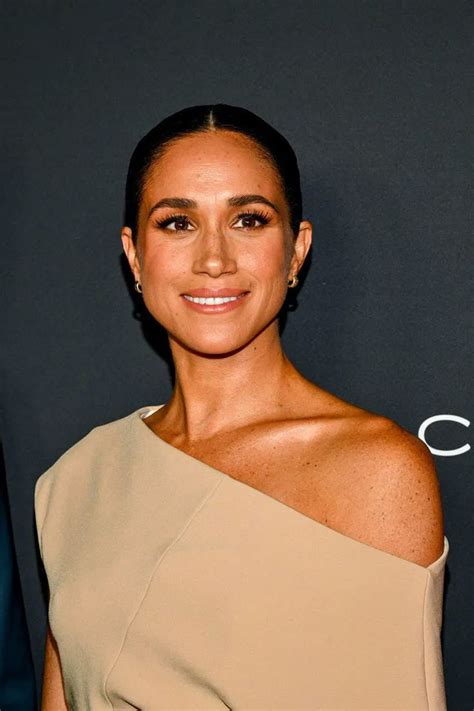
[35,404,449,710]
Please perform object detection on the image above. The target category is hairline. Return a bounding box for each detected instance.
[140,128,287,214]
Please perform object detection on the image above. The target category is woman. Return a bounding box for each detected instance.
[35,104,449,710]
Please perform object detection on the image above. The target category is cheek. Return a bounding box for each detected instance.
[139,234,290,292]
[246,239,289,280]
[140,242,186,284]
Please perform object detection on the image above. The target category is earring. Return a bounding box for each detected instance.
[288,274,299,288]
[134,280,143,293]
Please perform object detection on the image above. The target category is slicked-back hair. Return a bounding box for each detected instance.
[124,104,303,242]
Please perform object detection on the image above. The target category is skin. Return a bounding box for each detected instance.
[42,128,445,707]
[41,626,68,710]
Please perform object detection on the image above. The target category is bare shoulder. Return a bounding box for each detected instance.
[332,410,446,567]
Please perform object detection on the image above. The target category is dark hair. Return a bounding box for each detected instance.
[124,104,303,242]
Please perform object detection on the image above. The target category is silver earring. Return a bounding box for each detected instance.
[134,280,143,293]
[288,274,299,288]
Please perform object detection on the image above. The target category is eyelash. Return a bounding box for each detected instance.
[152,209,272,232]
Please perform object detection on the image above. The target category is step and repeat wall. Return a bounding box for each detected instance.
[2,1,472,708]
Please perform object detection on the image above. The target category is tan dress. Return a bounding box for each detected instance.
[34,404,449,710]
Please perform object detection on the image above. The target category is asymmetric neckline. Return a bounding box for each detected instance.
[133,404,449,575]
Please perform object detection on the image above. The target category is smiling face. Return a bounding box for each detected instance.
[121,129,312,356]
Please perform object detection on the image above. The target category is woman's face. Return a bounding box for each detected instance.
[121,130,311,356]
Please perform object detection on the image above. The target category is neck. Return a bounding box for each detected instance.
[162,321,304,442]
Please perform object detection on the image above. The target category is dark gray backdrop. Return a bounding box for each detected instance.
[1,1,472,708]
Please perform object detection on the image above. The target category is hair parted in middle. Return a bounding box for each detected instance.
[123,103,303,243]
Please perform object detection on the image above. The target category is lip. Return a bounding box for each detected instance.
[181,288,249,297]
[180,291,250,314]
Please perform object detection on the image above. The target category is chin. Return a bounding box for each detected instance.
[181,336,253,358]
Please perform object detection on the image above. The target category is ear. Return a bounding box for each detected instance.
[289,220,312,277]
[121,226,141,283]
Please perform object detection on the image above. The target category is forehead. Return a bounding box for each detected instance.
[142,130,284,203]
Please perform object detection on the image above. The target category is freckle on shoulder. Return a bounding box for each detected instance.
[331,407,445,566]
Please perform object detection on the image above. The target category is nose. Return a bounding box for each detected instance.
[191,228,237,279]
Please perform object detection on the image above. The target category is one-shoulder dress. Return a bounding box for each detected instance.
[34,405,449,710]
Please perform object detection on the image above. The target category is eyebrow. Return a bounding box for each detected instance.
[147,194,280,219]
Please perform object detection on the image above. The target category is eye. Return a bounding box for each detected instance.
[234,210,272,230]
[152,213,193,232]
[152,209,272,233]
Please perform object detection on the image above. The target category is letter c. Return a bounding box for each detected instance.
[418,414,470,456]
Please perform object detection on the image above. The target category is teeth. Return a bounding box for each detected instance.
[183,295,241,305]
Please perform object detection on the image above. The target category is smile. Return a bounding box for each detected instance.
[180,292,249,313]
[183,295,239,304]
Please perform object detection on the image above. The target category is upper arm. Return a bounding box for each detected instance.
[36,477,68,708]
[41,624,68,711]
[349,418,445,567]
